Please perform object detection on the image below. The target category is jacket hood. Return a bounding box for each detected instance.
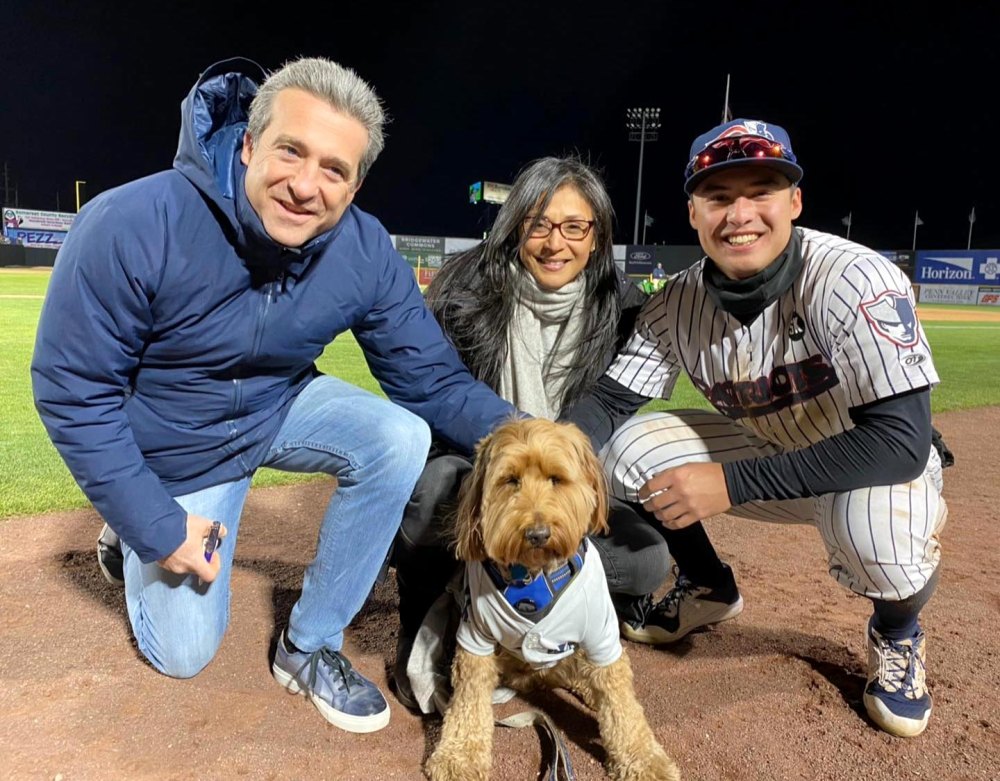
[173,58,265,230]
[172,57,344,269]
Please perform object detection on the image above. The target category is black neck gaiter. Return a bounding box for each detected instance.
[703,228,803,325]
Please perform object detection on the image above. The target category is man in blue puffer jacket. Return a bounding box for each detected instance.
[31,56,515,734]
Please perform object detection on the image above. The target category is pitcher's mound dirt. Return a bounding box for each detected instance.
[1,408,997,780]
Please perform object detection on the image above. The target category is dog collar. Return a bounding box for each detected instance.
[484,541,587,619]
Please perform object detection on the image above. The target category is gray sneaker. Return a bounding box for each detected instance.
[97,524,125,586]
[272,631,390,733]
[621,566,744,644]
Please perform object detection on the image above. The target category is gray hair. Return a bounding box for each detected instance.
[246,56,387,181]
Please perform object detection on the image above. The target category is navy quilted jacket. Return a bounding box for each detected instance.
[31,58,514,562]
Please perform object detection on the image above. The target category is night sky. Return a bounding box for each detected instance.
[3,2,997,251]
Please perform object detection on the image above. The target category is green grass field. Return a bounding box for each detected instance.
[2,269,997,519]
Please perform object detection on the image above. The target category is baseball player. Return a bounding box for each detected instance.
[600,118,947,738]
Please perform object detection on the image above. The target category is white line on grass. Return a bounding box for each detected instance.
[922,324,1000,329]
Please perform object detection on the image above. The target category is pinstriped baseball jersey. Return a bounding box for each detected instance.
[607,227,939,450]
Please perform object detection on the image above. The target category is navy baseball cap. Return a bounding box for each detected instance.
[683,118,803,194]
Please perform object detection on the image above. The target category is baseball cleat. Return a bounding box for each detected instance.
[620,566,744,644]
[97,523,125,586]
[863,619,931,738]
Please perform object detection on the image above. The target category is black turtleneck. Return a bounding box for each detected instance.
[703,230,802,324]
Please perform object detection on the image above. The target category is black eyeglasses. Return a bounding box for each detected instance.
[685,136,793,178]
[522,217,595,241]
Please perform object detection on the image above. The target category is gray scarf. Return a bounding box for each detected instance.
[499,266,587,419]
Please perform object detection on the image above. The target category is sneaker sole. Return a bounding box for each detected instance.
[621,596,745,645]
[272,663,391,733]
[863,692,931,738]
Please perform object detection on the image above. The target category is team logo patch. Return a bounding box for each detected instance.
[860,291,919,347]
[788,312,805,341]
[717,121,774,142]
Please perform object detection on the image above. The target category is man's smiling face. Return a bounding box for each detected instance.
[688,166,802,280]
[241,88,368,248]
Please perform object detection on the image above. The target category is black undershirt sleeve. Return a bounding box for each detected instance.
[723,386,932,505]
[559,375,650,452]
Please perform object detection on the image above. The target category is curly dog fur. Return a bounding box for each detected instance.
[426,419,680,781]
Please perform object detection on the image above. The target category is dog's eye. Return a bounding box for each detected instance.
[505,476,520,488]
[549,476,561,486]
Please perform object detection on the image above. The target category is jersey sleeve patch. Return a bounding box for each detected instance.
[859,290,919,348]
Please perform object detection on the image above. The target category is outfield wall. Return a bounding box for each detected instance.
[0,243,58,267]
[6,233,999,308]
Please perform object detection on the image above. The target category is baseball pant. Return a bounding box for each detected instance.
[601,409,947,602]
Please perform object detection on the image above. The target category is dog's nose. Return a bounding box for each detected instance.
[525,526,550,548]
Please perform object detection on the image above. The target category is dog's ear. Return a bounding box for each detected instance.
[453,430,493,561]
[566,423,610,536]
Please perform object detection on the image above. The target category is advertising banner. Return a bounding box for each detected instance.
[878,249,915,277]
[3,207,76,232]
[977,287,1000,306]
[396,235,445,269]
[3,207,76,248]
[917,284,979,305]
[482,182,511,205]
[623,245,702,277]
[915,251,1000,286]
[624,245,654,276]
[4,228,69,248]
[444,237,479,255]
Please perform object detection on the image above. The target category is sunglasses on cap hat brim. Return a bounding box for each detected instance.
[684,135,802,194]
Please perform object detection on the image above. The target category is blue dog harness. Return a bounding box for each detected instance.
[482,542,586,619]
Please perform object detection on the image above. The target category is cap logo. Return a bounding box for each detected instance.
[716,121,775,142]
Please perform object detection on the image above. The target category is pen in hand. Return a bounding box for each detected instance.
[204,520,222,563]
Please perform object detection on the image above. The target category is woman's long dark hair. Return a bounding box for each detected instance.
[426,156,620,411]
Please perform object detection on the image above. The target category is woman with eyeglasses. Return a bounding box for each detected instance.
[390,156,667,711]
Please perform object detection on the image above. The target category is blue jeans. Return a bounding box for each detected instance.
[121,375,432,678]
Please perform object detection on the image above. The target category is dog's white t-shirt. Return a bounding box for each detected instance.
[457,541,623,669]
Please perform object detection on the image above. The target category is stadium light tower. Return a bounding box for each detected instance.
[626,107,660,244]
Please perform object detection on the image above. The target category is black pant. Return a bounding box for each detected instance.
[392,451,673,639]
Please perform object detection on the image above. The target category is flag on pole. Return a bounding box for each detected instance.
[644,213,654,227]
[912,211,923,251]
[969,207,977,224]
[841,213,852,227]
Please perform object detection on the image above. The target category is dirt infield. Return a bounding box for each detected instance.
[2,407,998,781]
[918,306,1000,323]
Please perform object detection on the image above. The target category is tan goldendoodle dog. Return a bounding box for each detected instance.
[426,418,680,781]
